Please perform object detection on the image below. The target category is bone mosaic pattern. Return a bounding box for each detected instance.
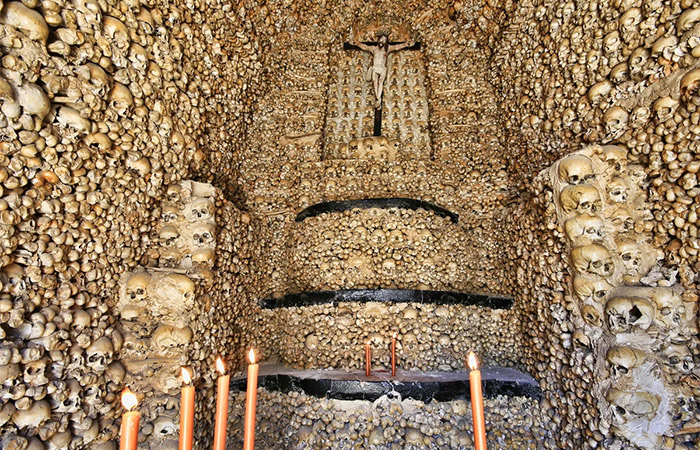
[1,0,700,449]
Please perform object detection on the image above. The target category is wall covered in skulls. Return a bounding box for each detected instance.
[1,0,700,449]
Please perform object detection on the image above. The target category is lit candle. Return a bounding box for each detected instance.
[365,341,371,377]
[179,368,195,450]
[467,351,487,450]
[213,357,230,450]
[243,349,259,450]
[119,388,140,450]
[391,332,398,376]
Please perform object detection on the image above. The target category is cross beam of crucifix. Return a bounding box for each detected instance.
[344,36,420,136]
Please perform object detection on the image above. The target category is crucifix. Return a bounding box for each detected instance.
[344,33,420,136]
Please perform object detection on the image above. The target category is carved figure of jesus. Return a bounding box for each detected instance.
[348,35,416,108]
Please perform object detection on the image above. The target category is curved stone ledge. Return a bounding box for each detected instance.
[261,289,513,309]
[231,365,540,402]
[295,198,459,223]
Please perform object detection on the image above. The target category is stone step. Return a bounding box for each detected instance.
[230,364,539,402]
[295,197,459,223]
[261,288,513,309]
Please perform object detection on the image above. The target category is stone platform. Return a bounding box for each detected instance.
[261,288,513,309]
[230,364,540,402]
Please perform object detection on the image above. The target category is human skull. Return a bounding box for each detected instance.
[23,357,48,386]
[601,145,628,173]
[571,244,615,277]
[125,272,151,302]
[189,198,214,221]
[652,96,678,122]
[628,47,649,75]
[626,164,646,186]
[192,223,215,247]
[605,296,655,332]
[159,247,181,267]
[108,82,133,116]
[153,415,178,437]
[603,107,629,140]
[102,15,130,50]
[105,362,125,386]
[606,389,660,424]
[11,400,51,430]
[557,154,595,185]
[86,337,113,373]
[664,344,694,374]
[150,274,195,316]
[159,225,180,246]
[49,378,81,413]
[606,346,647,376]
[573,276,612,302]
[560,185,602,215]
[581,304,603,327]
[153,325,193,352]
[191,248,215,267]
[647,288,684,331]
[565,214,604,243]
[617,240,642,276]
[50,105,91,138]
[161,204,182,223]
[609,206,635,234]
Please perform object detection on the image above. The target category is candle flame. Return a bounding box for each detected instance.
[248,349,256,364]
[181,367,192,384]
[366,340,371,346]
[121,388,138,411]
[393,331,397,339]
[216,357,226,375]
[467,351,479,370]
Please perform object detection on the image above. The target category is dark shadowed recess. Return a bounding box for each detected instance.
[230,366,541,402]
[295,198,459,223]
[261,289,514,309]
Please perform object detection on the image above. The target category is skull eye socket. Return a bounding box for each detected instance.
[628,306,643,323]
[669,356,680,364]
[622,254,631,261]
[617,366,628,375]
[592,261,603,268]
[615,406,627,415]
[570,175,580,183]
[660,307,671,316]
[595,289,607,299]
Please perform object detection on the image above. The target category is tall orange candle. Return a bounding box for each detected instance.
[391,332,397,377]
[119,388,140,450]
[179,368,195,450]
[365,341,371,377]
[213,357,230,450]
[468,351,487,450]
[243,349,259,450]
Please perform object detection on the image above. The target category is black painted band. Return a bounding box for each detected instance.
[295,198,459,223]
[261,289,513,310]
[230,367,540,402]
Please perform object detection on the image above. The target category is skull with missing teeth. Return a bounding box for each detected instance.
[565,214,604,243]
[557,154,595,185]
[125,272,151,303]
[560,185,602,215]
[647,288,685,332]
[192,223,215,247]
[607,177,630,203]
[573,276,612,302]
[571,244,615,277]
[188,198,214,221]
[664,344,695,374]
[606,346,647,376]
[606,388,660,425]
[605,296,655,333]
[617,240,643,276]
